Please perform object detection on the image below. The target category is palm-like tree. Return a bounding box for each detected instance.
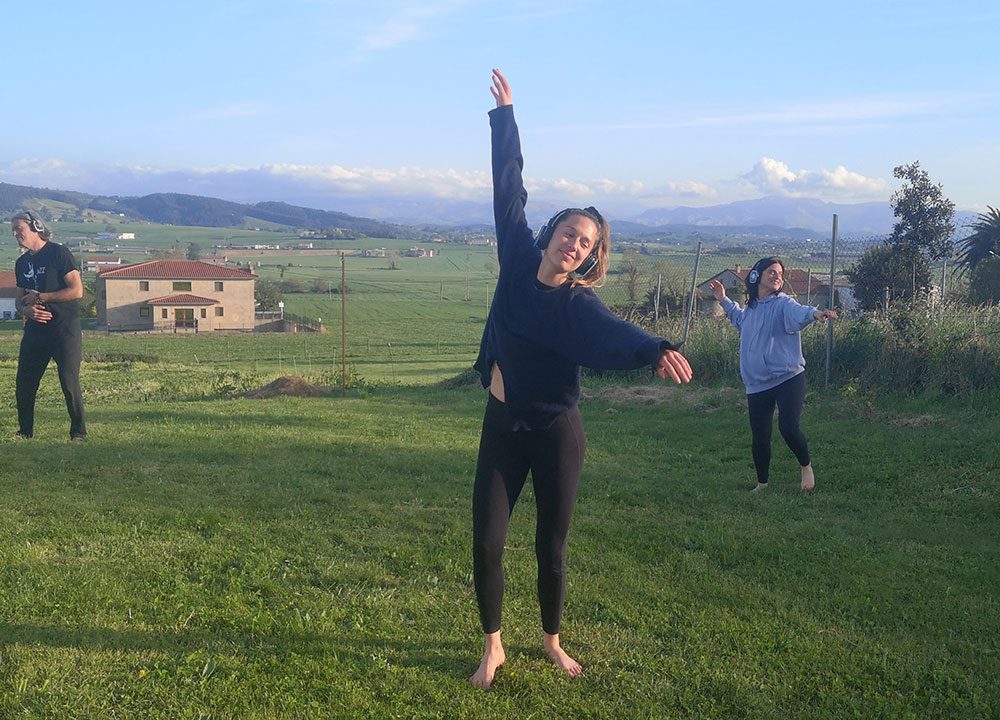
[956,205,1000,274]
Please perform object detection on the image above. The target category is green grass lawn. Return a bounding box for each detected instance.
[0,376,996,718]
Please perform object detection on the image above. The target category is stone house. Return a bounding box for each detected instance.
[96,260,256,332]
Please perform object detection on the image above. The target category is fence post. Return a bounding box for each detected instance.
[682,241,703,348]
[341,251,347,396]
[825,215,838,391]
[654,273,662,324]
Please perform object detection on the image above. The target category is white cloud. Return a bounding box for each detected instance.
[662,180,718,200]
[741,157,887,200]
[268,163,491,198]
[742,158,798,194]
[1,155,886,222]
[359,0,471,53]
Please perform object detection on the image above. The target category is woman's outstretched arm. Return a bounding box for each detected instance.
[489,68,534,267]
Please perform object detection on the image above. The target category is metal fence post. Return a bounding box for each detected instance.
[341,251,347,395]
[825,215,838,391]
[654,272,662,324]
[682,241,703,348]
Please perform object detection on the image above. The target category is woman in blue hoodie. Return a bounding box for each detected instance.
[708,258,837,493]
[468,68,693,689]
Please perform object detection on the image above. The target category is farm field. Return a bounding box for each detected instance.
[0,377,996,718]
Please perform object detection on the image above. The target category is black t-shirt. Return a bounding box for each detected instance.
[15,242,81,330]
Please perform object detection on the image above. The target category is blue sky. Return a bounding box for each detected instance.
[3,0,997,219]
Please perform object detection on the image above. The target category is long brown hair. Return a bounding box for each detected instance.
[566,208,611,289]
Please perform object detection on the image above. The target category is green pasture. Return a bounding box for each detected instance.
[0,363,996,717]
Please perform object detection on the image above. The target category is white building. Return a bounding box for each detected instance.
[0,271,19,320]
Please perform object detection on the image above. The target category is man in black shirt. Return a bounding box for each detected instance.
[12,210,86,441]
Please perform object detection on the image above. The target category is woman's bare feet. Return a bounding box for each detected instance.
[751,482,768,492]
[801,464,815,492]
[543,632,582,678]
[469,631,506,689]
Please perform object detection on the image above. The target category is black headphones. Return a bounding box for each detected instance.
[747,257,780,287]
[535,206,603,279]
[21,210,47,234]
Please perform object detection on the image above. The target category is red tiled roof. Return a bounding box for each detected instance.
[146,294,219,306]
[98,260,255,279]
[0,271,17,298]
[700,267,834,298]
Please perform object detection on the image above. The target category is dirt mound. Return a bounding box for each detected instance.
[243,375,327,399]
[585,384,743,412]
[438,367,481,389]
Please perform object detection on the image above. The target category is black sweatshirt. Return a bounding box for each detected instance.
[474,105,675,430]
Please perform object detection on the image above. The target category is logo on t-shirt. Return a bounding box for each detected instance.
[21,261,46,288]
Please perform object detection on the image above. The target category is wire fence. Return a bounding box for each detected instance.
[243,217,979,387]
[60,216,993,391]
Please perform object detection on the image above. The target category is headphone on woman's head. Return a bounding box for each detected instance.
[21,210,47,234]
[535,206,603,279]
[747,257,779,286]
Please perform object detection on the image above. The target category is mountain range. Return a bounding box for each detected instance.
[0,181,977,238]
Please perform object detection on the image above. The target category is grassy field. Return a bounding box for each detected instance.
[0,356,996,718]
[1,221,996,716]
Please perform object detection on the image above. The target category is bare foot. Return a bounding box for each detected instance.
[800,464,815,492]
[469,632,505,689]
[751,482,768,492]
[543,633,582,678]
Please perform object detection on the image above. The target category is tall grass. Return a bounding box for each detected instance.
[630,303,1000,396]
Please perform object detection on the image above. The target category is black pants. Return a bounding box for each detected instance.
[16,328,86,439]
[472,394,585,635]
[747,372,809,485]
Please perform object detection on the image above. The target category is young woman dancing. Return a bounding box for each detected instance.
[469,68,693,689]
[708,258,837,493]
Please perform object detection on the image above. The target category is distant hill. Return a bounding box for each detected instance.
[0,182,94,211]
[0,183,406,238]
[611,219,816,241]
[633,197,895,235]
[1,180,978,240]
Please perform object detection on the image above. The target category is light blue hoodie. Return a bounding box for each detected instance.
[720,293,818,394]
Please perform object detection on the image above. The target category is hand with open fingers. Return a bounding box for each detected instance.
[490,68,512,108]
[707,279,726,301]
[26,302,52,324]
[657,349,693,384]
[814,309,839,322]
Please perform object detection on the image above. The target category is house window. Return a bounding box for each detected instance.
[215,307,224,317]
[139,306,151,318]
[161,308,168,319]
[172,281,192,292]
[139,281,149,291]
[215,282,224,291]
[200,308,207,319]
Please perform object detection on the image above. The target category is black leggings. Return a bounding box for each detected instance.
[747,372,809,485]
[16,328,86,439]
[472,394,585,635]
